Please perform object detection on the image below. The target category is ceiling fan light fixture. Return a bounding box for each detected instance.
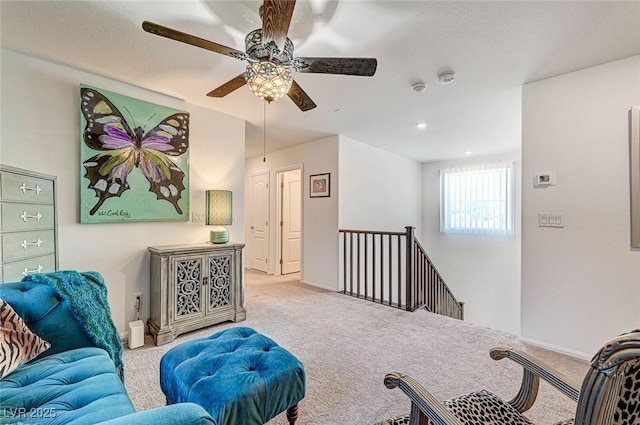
[245,61,293,103]
[143,0,377,112]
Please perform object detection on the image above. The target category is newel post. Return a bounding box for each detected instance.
[405,226,415,311]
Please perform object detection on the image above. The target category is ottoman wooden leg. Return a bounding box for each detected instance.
[286,403,299,425]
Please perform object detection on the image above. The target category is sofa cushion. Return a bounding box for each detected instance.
[0,281,93,359]
[0,347,135,424]
[97,403,217,425]
[0,298,51,379]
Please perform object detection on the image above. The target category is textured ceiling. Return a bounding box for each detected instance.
[1,1,639,161]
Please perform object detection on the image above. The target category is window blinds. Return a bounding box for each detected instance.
[440,163,513,234]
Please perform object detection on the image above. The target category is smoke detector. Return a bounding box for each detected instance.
[437,70,455,84]
[412,81,427,93]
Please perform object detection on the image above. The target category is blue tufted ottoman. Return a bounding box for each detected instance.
[160,327,305,425]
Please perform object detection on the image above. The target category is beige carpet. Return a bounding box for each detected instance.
[123,269,589,424]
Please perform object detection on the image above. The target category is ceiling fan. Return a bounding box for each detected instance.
[142,0,377,111]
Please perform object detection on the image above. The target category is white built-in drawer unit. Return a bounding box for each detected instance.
[0,165,58,283]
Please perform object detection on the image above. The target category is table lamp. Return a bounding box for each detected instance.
[205,190,232,244]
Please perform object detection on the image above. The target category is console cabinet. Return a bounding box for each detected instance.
[147,242,246,345]
[0,165,58,283]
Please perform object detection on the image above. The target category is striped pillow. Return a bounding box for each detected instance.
[0,298,51,379]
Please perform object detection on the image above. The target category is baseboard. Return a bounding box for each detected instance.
[519,337,591,361]
[300,279,335,292]
[120,330,128,344]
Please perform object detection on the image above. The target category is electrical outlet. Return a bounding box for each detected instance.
[133,293,143,310]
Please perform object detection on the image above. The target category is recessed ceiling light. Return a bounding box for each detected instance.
[465,151,472,155]
[416,122,428,129]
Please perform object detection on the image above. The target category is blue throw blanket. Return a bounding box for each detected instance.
[24,271,124,380]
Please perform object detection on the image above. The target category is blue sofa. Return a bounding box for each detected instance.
[0,276,216,425]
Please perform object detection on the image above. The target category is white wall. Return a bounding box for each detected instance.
[338,136,422,232]
[0,50,246,333]
[422,152,522,335]
[522,55,640,357]
[337,136,422,301]
[245,136,339,290]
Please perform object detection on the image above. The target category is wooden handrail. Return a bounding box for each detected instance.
[339,229,405,236]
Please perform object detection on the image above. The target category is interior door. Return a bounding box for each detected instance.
[250,171,269,272]
[281,169,301,274]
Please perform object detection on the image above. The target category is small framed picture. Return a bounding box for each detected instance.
[310,173,330,198]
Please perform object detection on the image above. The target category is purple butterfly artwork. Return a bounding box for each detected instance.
[80,87,189,217]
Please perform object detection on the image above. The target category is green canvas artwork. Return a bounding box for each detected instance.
[79,84,190,223]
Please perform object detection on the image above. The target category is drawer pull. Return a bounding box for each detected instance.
[19,211,43,222]
[21,264,44,277]
[18,182,43,194]
[20,238,43,250]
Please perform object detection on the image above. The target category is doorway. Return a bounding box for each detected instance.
[277,168,302,275]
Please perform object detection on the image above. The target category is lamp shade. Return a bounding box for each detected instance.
[245,61,293,103]
[206,190,232,225]
[206,190,232,244]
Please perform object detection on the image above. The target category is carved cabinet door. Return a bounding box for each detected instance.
[205,252,234,315]
[170,254,206,323]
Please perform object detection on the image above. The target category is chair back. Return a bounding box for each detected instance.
[574,330,640,425]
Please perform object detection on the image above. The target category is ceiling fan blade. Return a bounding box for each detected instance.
[287,80,317,112]
[294,57,377,76]
[142,21,246,60]
[206,74,247,98]
[261,0,296,50]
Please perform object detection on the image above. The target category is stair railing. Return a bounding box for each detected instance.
[338,226,464,320]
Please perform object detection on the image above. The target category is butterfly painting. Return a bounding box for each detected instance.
[79,85,190,223]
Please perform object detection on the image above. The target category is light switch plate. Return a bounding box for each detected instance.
[539,212,564,228]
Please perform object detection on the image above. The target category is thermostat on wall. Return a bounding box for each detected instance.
[534,172,557,188]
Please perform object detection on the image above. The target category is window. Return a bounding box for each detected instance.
[441,163,514,234]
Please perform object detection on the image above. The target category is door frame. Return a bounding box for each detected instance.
[275,165,303,277]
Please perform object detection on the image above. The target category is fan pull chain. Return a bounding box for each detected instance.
[263,100,267,162]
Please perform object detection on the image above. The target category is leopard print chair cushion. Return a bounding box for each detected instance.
[614,360,640,425]
[375,389,535,425]
[375,413,410,425]
[377,416,575,425]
